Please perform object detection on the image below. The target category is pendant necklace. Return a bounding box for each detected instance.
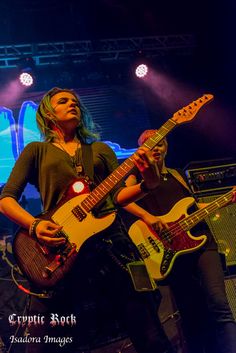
[55,139,83,176]
[161,166,168,182]
[71,148,83,175]
[161,172,168,181]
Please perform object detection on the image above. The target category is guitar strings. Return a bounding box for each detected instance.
[49,97,213,238]
[136,191,233,255]
[52,190,232,252]
[57,190,232,239]
[50,122,177,228]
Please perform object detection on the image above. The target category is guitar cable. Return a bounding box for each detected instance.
[11,265,53,299]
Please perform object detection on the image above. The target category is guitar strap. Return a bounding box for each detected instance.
[81,143,94,182]
[167,168,192,193]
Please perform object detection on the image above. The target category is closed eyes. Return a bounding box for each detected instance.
[57,98,80,107]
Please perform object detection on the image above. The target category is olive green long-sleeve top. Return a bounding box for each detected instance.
[0,141,123,215]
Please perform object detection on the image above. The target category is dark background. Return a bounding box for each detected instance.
[0,2,236,352]
[1,0,235,167]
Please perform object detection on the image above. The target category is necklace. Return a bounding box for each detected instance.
[54,139,83,175]
[161,172,168,181]
[71,149,83,175]
[160,166,168,182]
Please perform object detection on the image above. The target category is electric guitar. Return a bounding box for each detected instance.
[128,188,235,281]
[13,94,213,289]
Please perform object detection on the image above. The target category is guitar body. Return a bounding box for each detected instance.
[13,184,116,289]
[128,197,207,281]
[13,94,214,289]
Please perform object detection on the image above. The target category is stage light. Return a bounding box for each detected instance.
[17,57,36,87]
[19,72,34,87]
[135,64,149,78]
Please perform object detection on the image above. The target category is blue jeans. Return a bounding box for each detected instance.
[164,249,236,353]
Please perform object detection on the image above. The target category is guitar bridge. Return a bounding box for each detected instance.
[42,243,76,278]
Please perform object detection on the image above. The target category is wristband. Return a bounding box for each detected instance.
[29,219,42,239]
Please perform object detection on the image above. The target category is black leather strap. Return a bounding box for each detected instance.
[81,143,94,181]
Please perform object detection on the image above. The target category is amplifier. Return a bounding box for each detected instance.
[184,161,236,195]
[224,276,236,320]
[184,159,236,269]
[198,193,236,267]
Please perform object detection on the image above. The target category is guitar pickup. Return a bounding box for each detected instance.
[148,236,160,252]
[72,205,86,221]
[138,243,150,259]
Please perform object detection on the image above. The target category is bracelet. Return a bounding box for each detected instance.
[29,219,42,239]
[140,180,157,193]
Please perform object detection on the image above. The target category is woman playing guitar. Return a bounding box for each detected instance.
[125,129,236,353]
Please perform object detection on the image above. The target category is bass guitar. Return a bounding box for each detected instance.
[13,94,213,288]
[128,188,235,281]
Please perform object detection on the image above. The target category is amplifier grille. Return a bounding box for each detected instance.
[199,194,236,267]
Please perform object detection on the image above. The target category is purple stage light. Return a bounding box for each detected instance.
[135,64,148,78]
[19,72,34,87]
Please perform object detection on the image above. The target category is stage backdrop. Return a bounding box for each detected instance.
[0,84,151,186]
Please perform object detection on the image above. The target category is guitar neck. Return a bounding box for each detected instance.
[180,190,233,231]
[79,94,214,212]
[81,118,177,212]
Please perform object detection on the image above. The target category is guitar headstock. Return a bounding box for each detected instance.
[172,94,214,125]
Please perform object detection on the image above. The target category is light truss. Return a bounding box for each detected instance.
[0,34,195,69]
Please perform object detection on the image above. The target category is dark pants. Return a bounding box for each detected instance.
[24,219,174,353]
[165,249,236,353]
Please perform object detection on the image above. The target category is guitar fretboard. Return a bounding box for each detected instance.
[180,190,233,230]
[81,119,177,212]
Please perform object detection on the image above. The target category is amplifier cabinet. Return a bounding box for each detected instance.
[224,276,236,320]
[185,162,236,195]
[199,194,236,267]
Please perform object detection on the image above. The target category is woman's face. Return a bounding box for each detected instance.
[49,91,81,125]
[149,139,168,167]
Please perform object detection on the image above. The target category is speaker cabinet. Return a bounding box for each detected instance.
[199,194,236,267]
[224,276,236,320]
